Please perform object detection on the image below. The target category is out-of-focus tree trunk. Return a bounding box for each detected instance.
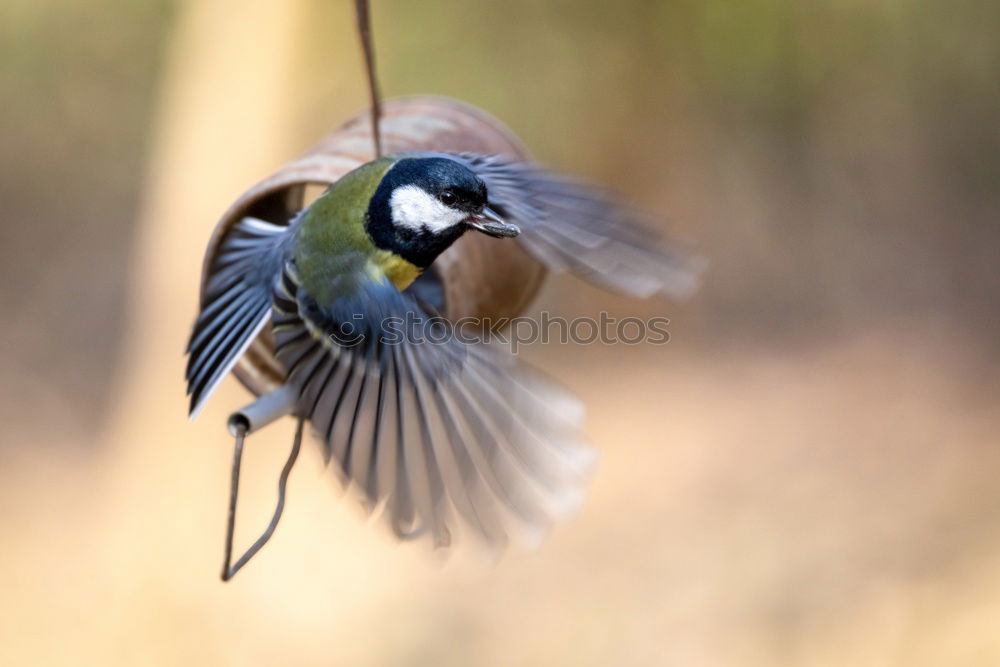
[92,0,381,655]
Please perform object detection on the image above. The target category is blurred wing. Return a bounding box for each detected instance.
[273,261,594,550]
[448,152,704,300]
[185,216,290,417]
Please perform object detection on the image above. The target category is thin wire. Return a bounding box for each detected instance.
[354,0,383,157]
[221,416,305,581]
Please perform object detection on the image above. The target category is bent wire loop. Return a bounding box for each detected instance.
[221,386,301,582]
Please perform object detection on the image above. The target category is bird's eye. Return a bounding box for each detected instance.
[439,190,457,206]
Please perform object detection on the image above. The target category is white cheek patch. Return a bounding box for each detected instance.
[389,185,467,233]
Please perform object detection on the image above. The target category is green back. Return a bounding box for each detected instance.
[293,156,397,305]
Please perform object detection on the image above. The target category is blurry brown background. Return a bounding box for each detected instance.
[2,0,999,665]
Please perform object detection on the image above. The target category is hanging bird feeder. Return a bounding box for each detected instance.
[193,1,700,581]
[201,97,557,580]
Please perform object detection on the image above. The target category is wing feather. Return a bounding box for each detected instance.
[185,216,289,416]
[443,152,705,300]
[274,263,593,550]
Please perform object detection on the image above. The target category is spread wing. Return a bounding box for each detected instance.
[185,216,290,417]
[272,260,594,549]
[441,152,704,300]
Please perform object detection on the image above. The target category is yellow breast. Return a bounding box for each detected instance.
[369,250,422,290]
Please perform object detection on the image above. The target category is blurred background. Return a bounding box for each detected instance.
[2,0,999,664]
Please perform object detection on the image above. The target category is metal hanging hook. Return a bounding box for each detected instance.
[354,0,383,157]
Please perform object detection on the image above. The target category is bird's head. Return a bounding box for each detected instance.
[367,157,519,268]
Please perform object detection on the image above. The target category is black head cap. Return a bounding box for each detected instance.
[366,157,489,267]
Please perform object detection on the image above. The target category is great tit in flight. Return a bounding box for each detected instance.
[187,151,699,553]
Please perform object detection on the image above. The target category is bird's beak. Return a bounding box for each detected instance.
[467,206,520,238]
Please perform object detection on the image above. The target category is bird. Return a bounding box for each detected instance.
[187,151,701,562]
